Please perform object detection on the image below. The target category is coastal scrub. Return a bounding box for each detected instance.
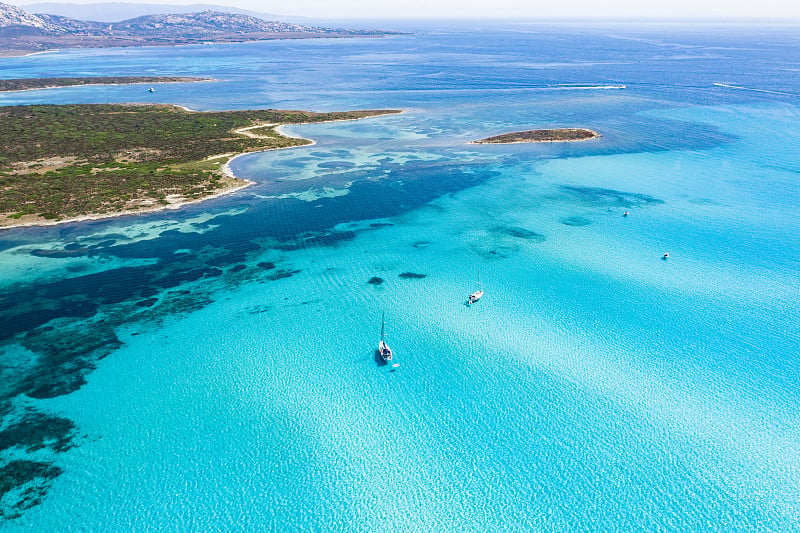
[0,104,400,227]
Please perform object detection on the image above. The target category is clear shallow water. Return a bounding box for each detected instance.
[1,23,799,531]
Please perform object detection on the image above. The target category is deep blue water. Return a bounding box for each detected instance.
[1,23,799,531]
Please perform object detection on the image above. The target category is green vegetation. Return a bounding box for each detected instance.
[0,77,208,92]
[0,104,399,224]
[472,128,600,144]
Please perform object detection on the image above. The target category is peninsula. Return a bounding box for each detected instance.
[0,103,401,228]
[0,76,209,92]
[471,128,600,144]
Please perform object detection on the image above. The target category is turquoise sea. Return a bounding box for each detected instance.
[1,23,799,531]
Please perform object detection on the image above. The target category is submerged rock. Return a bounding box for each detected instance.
[492,225,546,242]
[560,216,592,227]
[0,460,64,519]
[561,186,664,208]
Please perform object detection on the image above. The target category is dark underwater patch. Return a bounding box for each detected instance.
[265,269,301,281]
[65,264,90,274]
[688,197,717,205]
[0,460,63,519]
[560,216,592,227]
[274,157,317,169]
[367,277,384,285]
[19,321,121,399]
[561,186,664,208]
[275,230,357,250]
[139,286,159,298]
[399,272,426,279]
[204,242,260,266]
[0,413,76,454]
[246,304,271,314]
[317,161,357,170]
[471,244,520,260]
[0,410,77,520]
[30,248,91,258]
[257,262,276,270]
[492,226,546,242]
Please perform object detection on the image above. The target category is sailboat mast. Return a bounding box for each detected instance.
[381,311,385,341]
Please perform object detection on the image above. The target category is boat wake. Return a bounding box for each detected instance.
[713,83,799,97]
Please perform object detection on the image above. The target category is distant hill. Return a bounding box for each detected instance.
[0,1,390,53]
[108,11,322,35]
[0,0,61,32]
[21,2,285,23]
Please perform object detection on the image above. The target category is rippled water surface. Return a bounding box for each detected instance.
[1,23,799,531]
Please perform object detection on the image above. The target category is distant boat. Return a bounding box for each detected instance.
[468,289,484,305]
[467,269,483,305]
[148,87,155,93]
[662,252,669,260]
[378,311,393,362]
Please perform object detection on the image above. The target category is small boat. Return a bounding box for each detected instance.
[378,311,392,362]
[468,289,484,305]
[467,269,483,305]
[148,87,155,93]
[623,211,629,217]
[662,252,669,260]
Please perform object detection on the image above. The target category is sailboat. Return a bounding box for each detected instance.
[378,311,393,362]
[467,270,484,305]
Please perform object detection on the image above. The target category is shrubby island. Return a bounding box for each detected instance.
[0,102,400,228]
[471,128,600,144]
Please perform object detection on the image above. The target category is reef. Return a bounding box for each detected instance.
[560,216,593,227]
[561,186,664,208]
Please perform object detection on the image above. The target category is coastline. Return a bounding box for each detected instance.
[0,49,54,57]
[0,110,402,231]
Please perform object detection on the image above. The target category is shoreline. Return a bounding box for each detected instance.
[0,49,55,57]
[0,110,402,231]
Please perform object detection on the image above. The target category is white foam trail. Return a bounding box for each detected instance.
[713,83,798,97]
[549,84,626,90]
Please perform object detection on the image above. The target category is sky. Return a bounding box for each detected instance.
[17,0,800,20]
